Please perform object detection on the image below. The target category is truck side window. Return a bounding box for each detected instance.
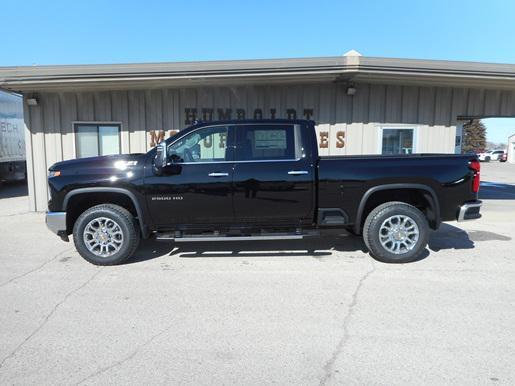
[167,126,229,163]
[235,125,296,161]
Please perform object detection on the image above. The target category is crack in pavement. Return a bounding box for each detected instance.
[0,268,102,370]
[76,265,185,385]
[76,321,175,385]
[0,247,75,289]
[319,262,376,386]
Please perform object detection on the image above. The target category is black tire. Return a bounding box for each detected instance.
[363,201,429,264]
[73,204,140,265]
[485,156,491,162]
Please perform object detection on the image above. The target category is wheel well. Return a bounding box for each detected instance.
[359,188,438,232]
[65,192,138,234]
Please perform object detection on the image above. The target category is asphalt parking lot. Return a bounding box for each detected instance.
[0,162,514,385]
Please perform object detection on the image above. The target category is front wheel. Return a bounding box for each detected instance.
[363,202,429,263]
[73,204,140,265]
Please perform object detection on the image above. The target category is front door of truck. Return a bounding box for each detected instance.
[231,123,314,225]
[144,125,234,228]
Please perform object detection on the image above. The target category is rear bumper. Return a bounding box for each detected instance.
[46,211,67,235]
[457,200,482,222]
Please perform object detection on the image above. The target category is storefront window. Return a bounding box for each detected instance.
[75,124,120,158]
[381,128,414,155]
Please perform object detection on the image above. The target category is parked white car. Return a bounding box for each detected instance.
[478,150,505,162]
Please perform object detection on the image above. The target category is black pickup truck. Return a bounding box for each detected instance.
[46,119,482,265]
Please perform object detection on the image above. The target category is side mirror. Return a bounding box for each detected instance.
[153,141,167,175]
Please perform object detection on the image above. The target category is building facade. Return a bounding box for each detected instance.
[2,53,515,211]
[508,133,515,163]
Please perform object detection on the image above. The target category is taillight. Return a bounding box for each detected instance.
[469,159,480,193]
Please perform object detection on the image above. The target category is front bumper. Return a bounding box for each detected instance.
[45,212,67,239]
[457,200,482,222]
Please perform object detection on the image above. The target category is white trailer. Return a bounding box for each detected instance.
[0,90,25,181]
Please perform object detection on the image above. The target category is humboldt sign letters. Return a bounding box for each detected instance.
[148,107,345,149]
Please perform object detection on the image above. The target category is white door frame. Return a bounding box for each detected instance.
[455,121,465,154]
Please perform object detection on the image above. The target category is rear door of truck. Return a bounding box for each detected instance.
[231,123,315,225]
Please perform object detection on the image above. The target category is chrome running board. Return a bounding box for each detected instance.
[155,231,319,242]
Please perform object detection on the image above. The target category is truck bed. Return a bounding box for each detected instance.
[317,153,478,228]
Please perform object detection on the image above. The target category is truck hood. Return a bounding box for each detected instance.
[48,153,146,173]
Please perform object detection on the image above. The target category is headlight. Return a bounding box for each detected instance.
[48,170,61,178]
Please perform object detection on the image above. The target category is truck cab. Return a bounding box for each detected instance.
[147,121,316,229]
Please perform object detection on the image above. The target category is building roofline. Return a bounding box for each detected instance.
[2,55,515,92]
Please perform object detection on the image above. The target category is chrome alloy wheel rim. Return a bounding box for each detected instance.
[379,215,419,255]
[83,217,124,257]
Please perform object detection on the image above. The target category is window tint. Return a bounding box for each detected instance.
[235,125,296,161]
[75,124,120,158]
[167,126,229,163]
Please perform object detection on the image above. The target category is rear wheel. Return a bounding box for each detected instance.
[73,204,140,265]
[363,202,429,263]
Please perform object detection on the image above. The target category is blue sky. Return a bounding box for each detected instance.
[2,0,515,142]
[483,119,515,145]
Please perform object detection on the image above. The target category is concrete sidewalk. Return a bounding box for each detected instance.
[0,165,514,385]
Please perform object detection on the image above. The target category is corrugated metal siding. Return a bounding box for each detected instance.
[24,82,515,211]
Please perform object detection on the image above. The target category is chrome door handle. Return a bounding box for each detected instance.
[287,170,309,175]
[208,172,229,177]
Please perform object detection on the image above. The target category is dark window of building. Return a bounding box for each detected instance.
[382,128,414,154]
[75,124,121,158]
[234,125,296,161]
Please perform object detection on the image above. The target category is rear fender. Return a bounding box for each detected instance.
[354,183,440,234]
